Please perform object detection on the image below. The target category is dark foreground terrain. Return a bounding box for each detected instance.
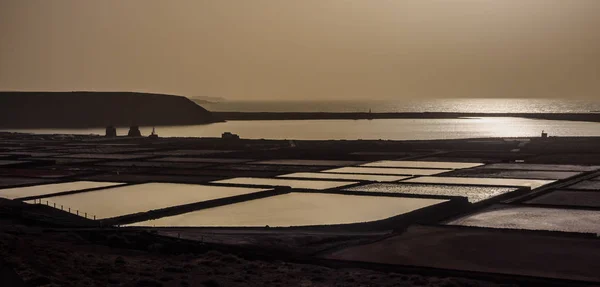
[0,217,511,287]
[1,132,600,286]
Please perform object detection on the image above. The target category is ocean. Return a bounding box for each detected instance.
[202,98,600,113]
[4,99,600,140]
[6,117,600,141]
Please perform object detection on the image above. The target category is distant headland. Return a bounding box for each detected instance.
[0,91,220,129]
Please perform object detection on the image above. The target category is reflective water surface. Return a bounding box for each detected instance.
[211,177,358,190]
[323,167,451,176]
[278,172,409,182]
[27,183,267,219]
[5,117,600,140]
[0,181,122,200]
[128,193,449,227]
[361,161,482,170]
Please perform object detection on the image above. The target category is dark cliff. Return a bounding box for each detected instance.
[0,92,219,128]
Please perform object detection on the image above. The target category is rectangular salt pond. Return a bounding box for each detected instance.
[0,177,55,189]
[527,190,600,208]
[252,159,363,167]
[277,172,409,182]
[442,169,581,180]
[0,181,122,200]
[567,181,600,191]
[361,161,482,170]
[447,205,600,234]
[404,177,553,189]
[211,177,358,190]
[345,183,518,203]
[28,183,268,219]
[481,163,600,172]
[128,193,449,227]
[322,167,451,176]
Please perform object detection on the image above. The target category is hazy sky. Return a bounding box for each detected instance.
[1,0,599,100]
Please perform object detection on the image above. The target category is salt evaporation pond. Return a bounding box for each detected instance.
[322,167,451,176]
[278,172,409,182]
[448,205,600,234]
[481,163,600,172]
[527,190,600,208]
[345,183,519,203]
[567,181,600,191]
[443,169,581,180]
[27,183,268,219]
[361,161,482,170]
[405,176,554,189]
[128,193,449,227]
[0,181,122,200]
[211,177,358,190]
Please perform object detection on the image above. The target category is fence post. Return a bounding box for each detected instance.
[76,210,79,216]
[68,207,71,213]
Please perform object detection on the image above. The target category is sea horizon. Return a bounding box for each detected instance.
[201,98,600,114]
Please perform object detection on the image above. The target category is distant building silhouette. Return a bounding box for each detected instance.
[128,126,142,137]
[105,125,117,137]
[148,127,159,139]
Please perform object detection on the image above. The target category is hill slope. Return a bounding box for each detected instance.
[0,92,218,128]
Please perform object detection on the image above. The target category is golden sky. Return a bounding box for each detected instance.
[1,0,599,100]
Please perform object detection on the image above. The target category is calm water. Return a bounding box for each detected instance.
[278,172,410,183]
[27,183,268,219]
[361,160,483,170]
[203,98,600,113]
[212,177,358,190]
[5,117,600,140]
[127,193,448,227]
[0,181,122,200]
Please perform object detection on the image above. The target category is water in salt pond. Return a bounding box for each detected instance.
[26,183,267,219]
[127,193,449,227]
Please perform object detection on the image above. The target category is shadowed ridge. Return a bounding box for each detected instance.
[0,91,220,128]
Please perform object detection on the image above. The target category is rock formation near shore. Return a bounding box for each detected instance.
[0,91,219,128]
